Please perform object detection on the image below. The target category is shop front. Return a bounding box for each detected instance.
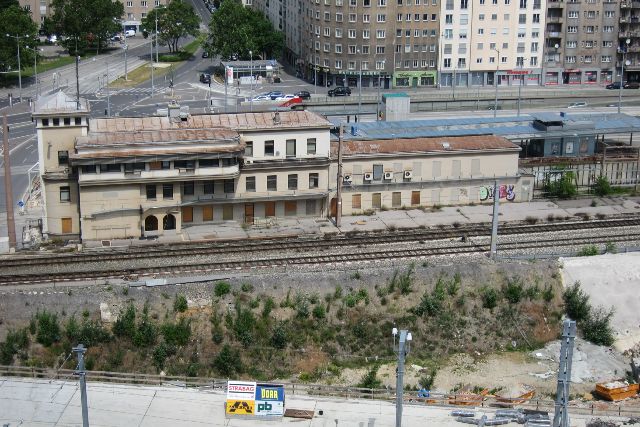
[584,70,598,85]
[563,69,582,84]
[600,70,613,84]
[544,69,561,85]
[392,71,438,88]
[497,69,542,86]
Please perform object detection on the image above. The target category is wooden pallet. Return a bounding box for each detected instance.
[284,409,314,419]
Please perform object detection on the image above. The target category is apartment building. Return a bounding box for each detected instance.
[439,0,546,87]
[297,0,440,89]
[543,0,618,85]
[252,0,304,66]
[18,0,167,32]
[619,0,640,83]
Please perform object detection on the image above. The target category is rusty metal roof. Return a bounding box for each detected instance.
[89,111,332,133]
[33,90,90,115]
[76,128,239,147]
[71,144,242,160]
[331,135,520,157]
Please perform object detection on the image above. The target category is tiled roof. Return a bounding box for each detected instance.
[89,111,332,133]
[331,135,520,157]
[76,128,239,147]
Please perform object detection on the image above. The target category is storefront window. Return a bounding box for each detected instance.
[420,76,435,86]
[396,77,410,86]
[600,71,613,84]
[585,71,597,84]
[545,72,559,85]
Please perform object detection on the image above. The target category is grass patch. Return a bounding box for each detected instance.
[158,38,201,62]
[110,62,174,89]
[1,52,99,84]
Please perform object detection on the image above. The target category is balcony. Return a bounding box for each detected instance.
[78,165,241,185]
[622,1,632,7]
[183,189,329,203]
[546,31,562,37]
[546,16,564,23]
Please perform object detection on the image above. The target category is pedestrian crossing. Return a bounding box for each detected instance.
[80,87,158,95]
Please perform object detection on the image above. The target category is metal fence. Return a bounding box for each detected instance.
[2,365,639,418]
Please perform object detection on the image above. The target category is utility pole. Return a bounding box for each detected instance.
[489,180,499,257]
[105,60,111,117]
[124,44,128,81]
[75,55,80,108]
[336,125,343,228]
[5,34,24,102]
[224,66,228,113]
[73,344,90,427]
[492,48,500,118]
[553,320,576,427]
[3,113,17,251]
[155,12,159,64]
[376,74,381,121]
[393,328,412,427]
[150,40,154,97]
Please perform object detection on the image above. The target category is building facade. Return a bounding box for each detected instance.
[252,0,304,67]
[619,0,640,83]
[543,0,618,85]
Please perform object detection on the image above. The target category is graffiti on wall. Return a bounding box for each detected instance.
[479,185,516,202]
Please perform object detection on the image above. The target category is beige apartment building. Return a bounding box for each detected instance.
[252,0,304,66]
[296,0,441,89]
[543,0,618,85]
[331,135,530,215]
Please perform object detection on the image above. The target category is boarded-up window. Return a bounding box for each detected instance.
[352,194,362,209]
[411,191,420,206]
[223,205,234,220]
[471,158,481,176]
[413,161,422,177]
[284,201,297,216]
[432,161,441,178]
[265,202,276,217]
[61,218,72,234]
[202,205,213,221]
[182,206,193,222]
[372,193,382,209]
[452,160,461,177]
[392,192,402,207]
[149,161,161,170]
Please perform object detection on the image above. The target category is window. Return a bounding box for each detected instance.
[267,175,277,191]
[60,186,70,202]
[183,182,194,196]
[244,141,253,156]
[284,201,297,216]
[288,174,298,190]
[174,160,195,169]
[392,192,402,208]
[63,117,70,126]
[81,165,96,174]
[58,151,69,165]
[372,193,382,209]
[246,176,256,192]
[224,179,234,193]
[286,139,296,157]
[373,164,383,181]
[411,191,420,205]
[309,173,319,189]
[163,184,173,199]
[602,55,611,63]
[306,138,317,155]
[100,164,121,173]
[203,181,214,194]
[42,118,49,126]
[568,26,577,33]
[182,207,193,223]
[162,161,171,170]
[146,185,157,199]
[352,194,362,209]
[199,159,218,168]
[202,206,213,221]
[265,140,274,156]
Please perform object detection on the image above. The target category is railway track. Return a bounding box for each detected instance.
[1,228,638,286]
[2,216,640,269]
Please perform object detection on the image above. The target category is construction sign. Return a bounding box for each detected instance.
[225,400,254,415]
[226,381,256,401]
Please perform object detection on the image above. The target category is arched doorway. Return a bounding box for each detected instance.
[144,216,158,231]
[163,214,176,230]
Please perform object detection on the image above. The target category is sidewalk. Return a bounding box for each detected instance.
[77,196,640,249]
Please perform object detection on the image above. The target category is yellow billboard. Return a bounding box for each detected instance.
[226,400,255,416]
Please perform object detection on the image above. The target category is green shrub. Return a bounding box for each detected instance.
[213,344,243,376]
[542,284,555,303]
[563,282,591,322]
[593,176,612,197]
[577,245,599,256]
[605,241,618,254]
[358,365,383,389]
[312,304,326,320]
[65,316,111,346]
[0,329,30,365]
[262,297,275,318]
[334,285,343,299]
[161,318,191,346]
[173,295,188,313]
[481,287,499,310]
[241,283,254,293]
[113,304,137,339]
[545,171,577,199]
[214,281,231,297]
[211,326,224,344]
[344,294,357,308]
[502,278,524,304]
[132,306,158,348]
[418,367,438,390]
[271,322,289,349]
[35,310,61,347]
[233,305,256,347]
[153,342,169,370]
[294,294,310,319]
[350,271,362,280]
[582,307,615,346]
[447,273,462,296]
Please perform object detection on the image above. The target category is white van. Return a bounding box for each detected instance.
[124,29,136,37]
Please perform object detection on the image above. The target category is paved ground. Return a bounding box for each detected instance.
[67,195,640,249]
[0,377,624,427]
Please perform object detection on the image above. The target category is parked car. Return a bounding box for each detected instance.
[606,82,622,89]
[124,29,136,37]
[265,91,284,100]
[487,105,502,110]
[251,95,271,101]
[328,86,351,97]
[199,73,211,84]
[201,51,209,58]
[294,90,311,100]
[567,102,588,108]
[624,82,640,89]
[274,94,297,101]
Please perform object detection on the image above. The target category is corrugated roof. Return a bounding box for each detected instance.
[33,91,90,115]
[332,135,520,157]
[76,128,239,147]
[71,145,241,160]
[89,111,332,133]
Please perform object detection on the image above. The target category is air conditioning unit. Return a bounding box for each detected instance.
[404,170,413,179]
[245,159,253,165]
[343,174,352,183]
[384,171,393,180]
[364,172,373,181]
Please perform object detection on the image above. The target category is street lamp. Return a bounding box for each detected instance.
[357,49,362,121]
[492,47,500,118]
[314,35,320,95]
[249,50,253,112]
[619,38,631,114]
[392,328,412,427]
[517,56,527,117]
[24,45,42,99]
[5,34,29,102]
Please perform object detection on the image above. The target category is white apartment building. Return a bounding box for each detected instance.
[252,0,304,66]
[439,0,546,86]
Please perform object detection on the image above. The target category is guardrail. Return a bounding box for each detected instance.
[2,365,639,418]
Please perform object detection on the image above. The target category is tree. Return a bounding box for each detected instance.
[205,0,284,60]
[49,0,124,55]
[545,171,577,199]
[0,6,38,73]
[142,0,200,53]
